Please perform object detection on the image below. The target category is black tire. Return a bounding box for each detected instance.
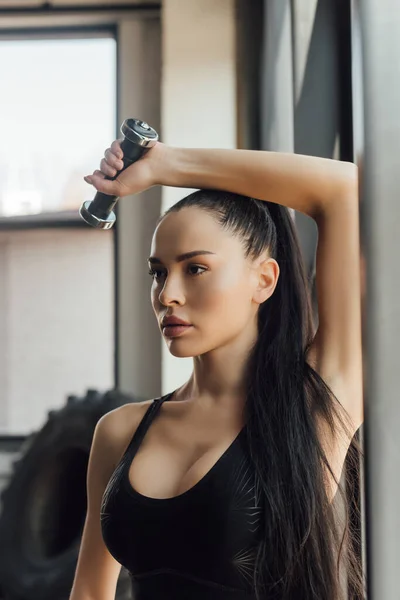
[0,388,140,600]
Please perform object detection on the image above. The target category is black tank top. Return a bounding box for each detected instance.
[101,391,263,599]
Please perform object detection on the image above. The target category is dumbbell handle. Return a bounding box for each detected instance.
[79,119,158,230]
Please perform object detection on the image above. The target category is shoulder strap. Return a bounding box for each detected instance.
[123,390,174,457]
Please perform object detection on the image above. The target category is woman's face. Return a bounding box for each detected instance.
[148,207,279,358]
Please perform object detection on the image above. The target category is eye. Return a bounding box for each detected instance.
[147,268,165,280]
[147,265,207,280]
[188,265,207,276]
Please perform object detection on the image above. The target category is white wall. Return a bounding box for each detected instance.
[160,0,237,394]
[0,228,114,434]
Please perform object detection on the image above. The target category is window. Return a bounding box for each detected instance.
[0,35,116,218]
[0,33,117,434]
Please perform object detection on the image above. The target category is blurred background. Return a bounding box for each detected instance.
[0,0,397,599]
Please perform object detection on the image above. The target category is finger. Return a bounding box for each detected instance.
[104,149,124,172]
[84,169,105,184]
[111,139,123,159]
[100,157,118,178]
[84,171,123,197]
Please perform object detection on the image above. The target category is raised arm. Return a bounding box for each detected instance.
[85,142,355,220]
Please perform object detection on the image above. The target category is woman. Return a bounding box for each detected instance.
[71,141,364,600]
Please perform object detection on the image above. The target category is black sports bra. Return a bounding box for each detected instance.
[101,391,263,599]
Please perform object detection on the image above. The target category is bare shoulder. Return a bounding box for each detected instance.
[98,398,154,434]
[95,399,156,471]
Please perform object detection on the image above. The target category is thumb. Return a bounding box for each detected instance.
[84,170,126,197]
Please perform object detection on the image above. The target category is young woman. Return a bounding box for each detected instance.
[70,141,364,600]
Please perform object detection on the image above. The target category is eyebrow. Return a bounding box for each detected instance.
[148,250,216,265]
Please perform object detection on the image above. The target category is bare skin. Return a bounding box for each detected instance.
[126,392,244,500]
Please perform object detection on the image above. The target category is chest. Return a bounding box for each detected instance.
[101,430,262,589]
[127,425,246,500]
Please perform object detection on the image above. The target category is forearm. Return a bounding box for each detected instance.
[160,146,358,220]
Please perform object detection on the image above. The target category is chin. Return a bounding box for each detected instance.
[168,347,195,358]
[166,341,205,359]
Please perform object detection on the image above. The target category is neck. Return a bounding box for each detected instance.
[175,322,258,417]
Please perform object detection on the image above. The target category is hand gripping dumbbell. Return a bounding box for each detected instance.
[79,118,159,230]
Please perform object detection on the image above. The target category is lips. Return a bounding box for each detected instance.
[162,323,193,338]
[161,316,191,327]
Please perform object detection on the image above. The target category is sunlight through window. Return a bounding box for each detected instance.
[0,36,116,217]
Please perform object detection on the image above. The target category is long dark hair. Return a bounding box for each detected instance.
[160,190,364,600]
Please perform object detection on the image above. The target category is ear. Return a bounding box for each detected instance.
[252,258,280,305]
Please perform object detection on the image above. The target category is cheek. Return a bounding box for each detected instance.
[194,272,252,321]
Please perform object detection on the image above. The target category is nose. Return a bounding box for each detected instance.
[157,276,185,307]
